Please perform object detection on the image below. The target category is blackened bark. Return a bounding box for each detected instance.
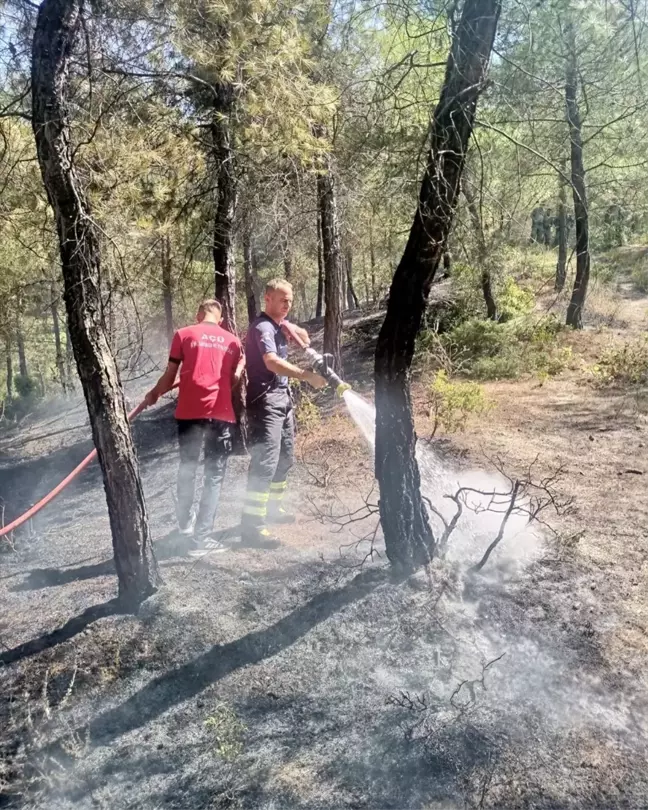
[32,0,158,607]
[463,177,497,320]
[211,89,237,334]
[243,224,257,324]
[374,0,500,573]
[316,212,324,318]
[565,24,590,329]
[65,321,74,391]
[50,279,66,391]
[161,234,174,345]
[555,163,568,292]
[345,247,359,309]
[317,154,343,371]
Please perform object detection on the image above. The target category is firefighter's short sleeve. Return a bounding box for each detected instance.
[169,331,183,364]
[254,320,278,356]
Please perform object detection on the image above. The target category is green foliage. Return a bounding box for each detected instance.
[589,338,648,386]
[204,704,246,762]
[497,277,535,321]
[428,371,491,436]
[631,259,648,293]
[431,314,570,381]
[292,384,321,432]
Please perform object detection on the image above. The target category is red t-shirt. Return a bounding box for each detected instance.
[170,323,242,422]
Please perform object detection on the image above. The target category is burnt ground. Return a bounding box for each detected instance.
[1,281,648,809]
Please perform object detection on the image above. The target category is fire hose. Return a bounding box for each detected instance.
[0,324,348,540]
[0,386,178,539]
[280,321,352,397]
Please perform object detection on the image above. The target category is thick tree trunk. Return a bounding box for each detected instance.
[374,0,500,573]
[316,213,324,318]
[565,24,590,329]
[32,0,158,607]
[463,178,497,320]
[243,225,257,324]
[211,91,237,334]
[555,162,568,292]
[50,279,67,391]
[161,234,174,346]
[345,247,359,309]
[317,155,343,371]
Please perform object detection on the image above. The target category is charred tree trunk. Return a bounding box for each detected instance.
[315,213,324,318]
[161,234,174,346]
[555,162,568,292]
[243,224,257,324]
[317,154,343,372]
[374,0,500,573]
[345,247,359,309]
[32,0,158,607]
[462,177,497,321]
[50,279,67,391]
[565,24,590,329]
[211,89,237,334]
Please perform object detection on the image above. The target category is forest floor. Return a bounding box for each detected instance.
[1,259,647,809]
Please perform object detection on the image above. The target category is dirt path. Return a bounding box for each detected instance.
[1,284,648,809]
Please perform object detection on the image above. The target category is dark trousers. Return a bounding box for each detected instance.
[242,389,295,529]
[177,419,233,537]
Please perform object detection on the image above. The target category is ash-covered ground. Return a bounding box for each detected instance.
[1,320,648,809]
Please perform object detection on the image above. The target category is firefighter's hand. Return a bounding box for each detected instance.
[303,370,327,389]
[293,325,310,346]
[143,389,160,408]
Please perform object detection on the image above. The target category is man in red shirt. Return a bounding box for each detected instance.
[144,299,243,552]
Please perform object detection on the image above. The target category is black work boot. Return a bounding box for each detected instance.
[239,526,281,550]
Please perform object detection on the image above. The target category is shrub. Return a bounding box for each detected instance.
[428,370,491,435]
[590,338,648,386]
[497,276,535,321]
[631,259,648,293]
[293,387,321,432]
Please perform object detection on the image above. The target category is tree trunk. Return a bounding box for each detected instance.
[345,247,359,309]
[243,224,257,324]
[317,155,343,372]
[50,279,67,391]
[299,280,309,321]
[5,337,12,399]
[161,234,174,346]
[211,90,237,334]
[374,0,500,573]
[369,218,377,304]
[565,23,590,329]
[316,213,324,318]
[65,321,74,391]
[32,0,158,608]
[462,177,498,320]
[282,235,293,281]
[15,293,28,379]
[555,162,568,292]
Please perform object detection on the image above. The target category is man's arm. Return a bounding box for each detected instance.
[263,353,325,389]
[143,360,179,407]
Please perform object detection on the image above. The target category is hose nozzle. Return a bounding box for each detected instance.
[304,348,352,396]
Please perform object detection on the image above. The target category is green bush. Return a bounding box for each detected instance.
[590,338,648,386]
[497,276,535,321]
[631,259,648,293]
[428,370,491,434]
[434,315,569,381]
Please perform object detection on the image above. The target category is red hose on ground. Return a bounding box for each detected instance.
[0,386,178,539]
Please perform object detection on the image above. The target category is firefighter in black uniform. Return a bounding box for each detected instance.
[241,279,326,548]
